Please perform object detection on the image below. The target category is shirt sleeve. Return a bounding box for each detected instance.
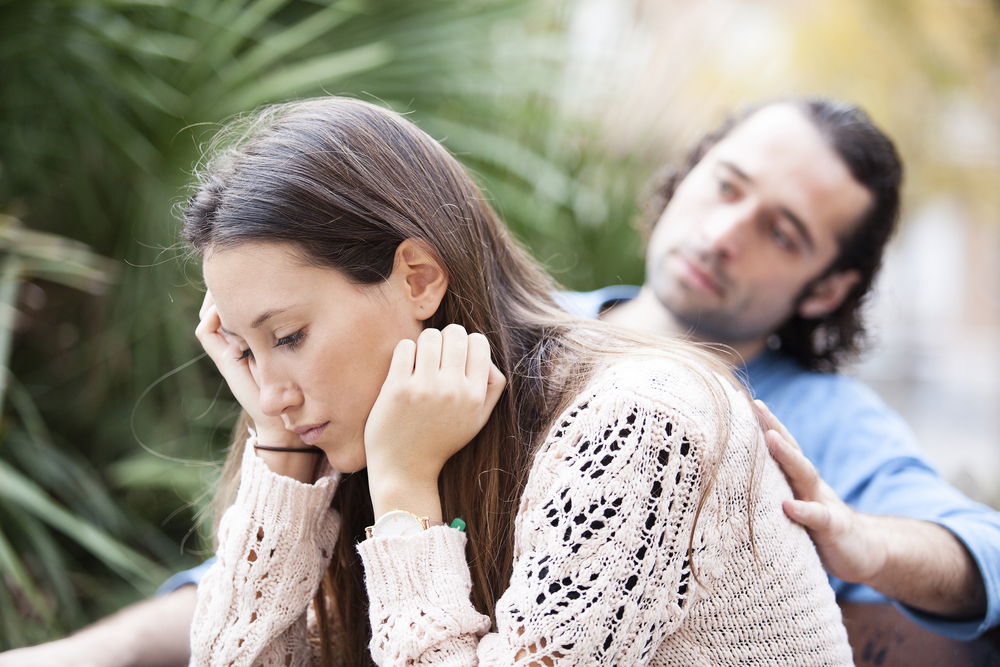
[850,458,1000,639]
[357,385,708,665]
[155,558,216,595]
[188,440,341,666]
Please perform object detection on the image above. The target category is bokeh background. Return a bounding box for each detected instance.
[1,0,998,648]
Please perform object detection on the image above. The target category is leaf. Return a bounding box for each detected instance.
[0,459,167,587]
[218,42,394,114]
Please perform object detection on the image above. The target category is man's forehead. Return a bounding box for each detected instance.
[709,104,832,173]
[701,104,873,240]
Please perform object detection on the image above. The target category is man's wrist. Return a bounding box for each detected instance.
[858,517,987,618]
[851,512,891,587]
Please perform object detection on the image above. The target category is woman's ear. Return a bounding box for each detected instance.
[797,269,860,320]
[391,239,448,321]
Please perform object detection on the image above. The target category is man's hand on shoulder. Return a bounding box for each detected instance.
[755,400,986,620]
[754,399,888,584]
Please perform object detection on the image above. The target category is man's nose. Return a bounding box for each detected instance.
[703,203,756,260]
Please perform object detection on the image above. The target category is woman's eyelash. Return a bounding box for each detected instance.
[234,330,303,362]
[274,330,305,349]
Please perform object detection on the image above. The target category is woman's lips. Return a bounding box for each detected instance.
[294,422,329,445]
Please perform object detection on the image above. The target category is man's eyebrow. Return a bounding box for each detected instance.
[718,160,815,252]
[778,207,815,253]
[719,159,752,183]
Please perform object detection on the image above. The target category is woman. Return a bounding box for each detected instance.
[185,97,852,665]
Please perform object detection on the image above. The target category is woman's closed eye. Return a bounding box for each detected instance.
[275,329,305,350]
[235,330,305,362]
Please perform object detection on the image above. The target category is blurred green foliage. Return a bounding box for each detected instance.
[0,0,650,647]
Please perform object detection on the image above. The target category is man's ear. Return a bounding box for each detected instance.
[391,239,448,321]
[797,269,860,320]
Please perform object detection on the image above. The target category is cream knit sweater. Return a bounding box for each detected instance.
[189,357,853,666]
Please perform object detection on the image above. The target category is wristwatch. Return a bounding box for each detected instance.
[366,510,444,539]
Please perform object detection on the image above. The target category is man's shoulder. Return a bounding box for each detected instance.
[750,351,890,416]
[555,285,640,319]
[751,351,917,463]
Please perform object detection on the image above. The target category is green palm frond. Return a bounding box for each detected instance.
[0,0,650,647]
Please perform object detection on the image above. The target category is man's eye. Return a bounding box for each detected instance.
[274,330,305,350]
[771,225,796,250]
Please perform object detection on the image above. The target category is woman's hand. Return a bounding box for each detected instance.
[196,291,292,441]
[364,324,506,519]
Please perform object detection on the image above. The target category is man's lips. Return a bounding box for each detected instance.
[291,422,329,445]
[678,255,723,296]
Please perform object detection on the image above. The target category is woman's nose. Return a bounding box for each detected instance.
[256,366,303,417]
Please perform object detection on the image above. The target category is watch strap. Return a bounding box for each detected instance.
[365,510,444,539]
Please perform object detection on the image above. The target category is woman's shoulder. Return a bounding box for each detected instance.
[550,352,755,456]
[586,352,741,410]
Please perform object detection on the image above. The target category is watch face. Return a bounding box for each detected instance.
[373,510,425,538]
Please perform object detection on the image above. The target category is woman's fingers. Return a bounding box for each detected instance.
[198,290,215,321]
[440,324,469,373]
[194,303,231,361]
[387,338,417,379]
[485,362,507,409]
[465,332,492,389]
[390,326,502,408]
[414,327,443,376]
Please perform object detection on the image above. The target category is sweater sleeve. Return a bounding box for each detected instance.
[189,439,341,667]
[357,380,710,665]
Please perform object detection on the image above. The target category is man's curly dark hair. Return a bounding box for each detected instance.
[638,98,904,373]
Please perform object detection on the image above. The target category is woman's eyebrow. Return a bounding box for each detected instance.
[217,308,291,337]
[251,308,289,329]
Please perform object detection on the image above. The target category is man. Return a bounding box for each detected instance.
[560,97,999,639]
[2,97,997,665]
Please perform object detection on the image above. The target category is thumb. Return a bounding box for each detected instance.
[783,499,832,531]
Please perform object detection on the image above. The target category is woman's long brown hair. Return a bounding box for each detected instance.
[185,97,754,665]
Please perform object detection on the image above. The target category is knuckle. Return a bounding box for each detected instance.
[437,387,460,403]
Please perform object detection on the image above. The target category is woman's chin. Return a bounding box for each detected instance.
[321,443,367,475]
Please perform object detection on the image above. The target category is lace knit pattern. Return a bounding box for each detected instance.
[189,446,341,666]
[189,356,852,666]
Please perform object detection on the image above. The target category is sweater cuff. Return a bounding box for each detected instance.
[357,526,471,607]
[235,438,339,537]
